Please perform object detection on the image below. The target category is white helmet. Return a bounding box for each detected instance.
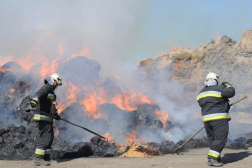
[206,72,219,82]
[50,73,62,85]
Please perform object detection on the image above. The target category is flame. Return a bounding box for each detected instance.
[171,47,182,52]
[0,68,13,73]
[56,130,59,134]
[4,137,7,140]
[214,31,221,46]
[191,115,202,119]
[114,75,120,79]
[103,133,114,144]
[66,81,80,99]
[58,42,66,56]
[71,46,90,59]
[57,81,80,114]
[155,109,169,127]
[80,90,105,119]
[39,59,59,78]
[175,62,181,70]
[57,102,65,114]
[0,68,6,73]
[126,131,138,145]
[112,92,154,111]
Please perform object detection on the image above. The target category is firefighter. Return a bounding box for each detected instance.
[197,72,235,167]
[25,73,62,166]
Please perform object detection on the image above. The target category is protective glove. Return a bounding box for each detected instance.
[30,98,38,108]
[221,82,232,88]
[25,105,32,112]
[54,113,61,120]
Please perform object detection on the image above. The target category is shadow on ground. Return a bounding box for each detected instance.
[222,152,252,164]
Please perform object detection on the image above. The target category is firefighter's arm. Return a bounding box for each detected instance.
[30,85,51,108]
[220,82,235,98]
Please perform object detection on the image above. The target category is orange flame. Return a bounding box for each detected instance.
[171,47,182,52]
[0,68,13,73]
[175,62,181,70]
[56,102,65,114]
[114,75,120,80]
[57,81,80,114]
[155,109,169,127]
[71,46,90,59]
[126,131,138,145]
[112,92,154,111]
[66,81,80,99]
[103,133,114,144]
[56,130,59,134]
[4,137,7,140]
[0,68,6,73]
[214,32,221,46]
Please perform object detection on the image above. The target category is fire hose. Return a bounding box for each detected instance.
[172,95,248,155]
[31,110,107,140]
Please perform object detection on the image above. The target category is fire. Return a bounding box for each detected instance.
[39,59,59,78]
[214,31,221,46]
[103,133,114,144]
[175,62,181,70]
[6,94,11,99]
[114,75,120,80]
[56,130,59,134]
[0,68,6,73]
[9,88,16,93]
[112,92,155,111]
[4,137,7,140]
[80,90,105,119]
[171,47,182,52]
[126,131,138,145]
[0,68,13,73]
[155,109,169,127]
[57,102,65,114]
[191,115,202,119]
[58,42,66,56]
[66,81,80,100]
[71,46,90,59]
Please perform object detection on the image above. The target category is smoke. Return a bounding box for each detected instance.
[0,0,149,78]
[2,0,249,146]
[129,65,204,143]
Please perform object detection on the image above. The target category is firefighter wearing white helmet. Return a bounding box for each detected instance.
[206,72,219,82]
[197,72,235,166]
[25,73,63,166]
[49,73,62,86]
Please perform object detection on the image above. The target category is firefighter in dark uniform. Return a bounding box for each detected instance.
[197,72,235,167]
[26,73,62,166]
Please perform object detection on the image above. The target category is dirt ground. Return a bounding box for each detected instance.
[1,147,252,168]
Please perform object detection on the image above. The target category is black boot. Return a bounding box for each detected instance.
[34,158,51,166]
[207,159,223,167]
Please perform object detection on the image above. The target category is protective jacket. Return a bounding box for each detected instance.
[32,83,57,122]
[197,85,235,122]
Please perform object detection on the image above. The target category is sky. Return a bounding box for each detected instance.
[0,0,252,78]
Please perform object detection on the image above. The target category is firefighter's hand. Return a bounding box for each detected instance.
[30,99,38,108]
[54,114,61,120]
[25,105,32,112]
[221,82,232,88]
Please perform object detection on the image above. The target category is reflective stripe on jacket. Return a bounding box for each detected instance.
[197,85,235,122]
[34,114,53,122]
[32,84,56,122]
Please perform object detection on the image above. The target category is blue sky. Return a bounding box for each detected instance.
[131,0,252,61]
[0,0,251,77]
